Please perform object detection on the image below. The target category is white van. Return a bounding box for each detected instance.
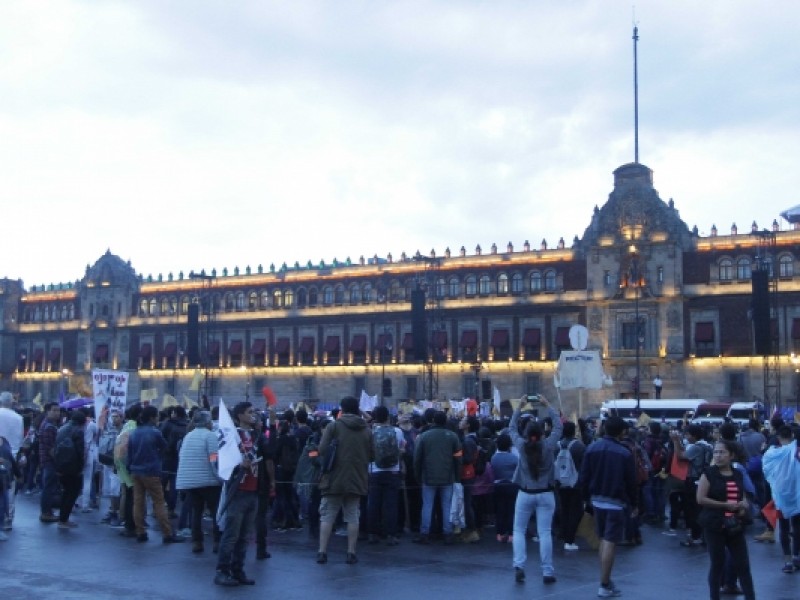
[726,402,766,429]
[691,402,733,427]
[600,399,707,428]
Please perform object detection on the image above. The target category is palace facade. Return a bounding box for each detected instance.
[3,162,800,415]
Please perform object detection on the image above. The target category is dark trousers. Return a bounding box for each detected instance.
[705,528,755,600]
[643,474,666,520]
[40,463,59,515]
[58,473,83,523]
[367,471,401,536]
[494,481,517,536]
[217,491,258,575]
[683,478,702,540]
[397,469,421,533]
[778,513,800,557]
[274,467,299,527]
[462,479,476,530]
[161,472,178,512]
[188,486,221,544]
[557,486,584,544]
[256,493,270,552]
[122,485,135,532]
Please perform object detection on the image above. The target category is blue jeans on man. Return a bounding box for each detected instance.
[217,490,258,577]
[420,484,453,536]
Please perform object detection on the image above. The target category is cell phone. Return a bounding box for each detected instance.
[526,395,541,404]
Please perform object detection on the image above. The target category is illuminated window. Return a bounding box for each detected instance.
[779,255,794,278]
[544,270,556,291]
[479,275,491,295]
[530,272,542,291]
[497,274,509,294]
[465,276,477,296]
[284,289,294,307]
[236,293,246,310]
[448,277,460,298]
[719,258,733,281]
[322,286,333,305]
[511,273,523,294]
[248,292,258,310]
[736,258,751,280]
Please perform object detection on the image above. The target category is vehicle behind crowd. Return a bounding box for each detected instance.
[726,401,766,429]
[690,402,731,428]
[600,399,707,428]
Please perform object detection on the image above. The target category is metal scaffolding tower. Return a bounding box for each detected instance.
[754,230,781,411]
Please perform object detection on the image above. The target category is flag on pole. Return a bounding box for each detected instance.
[217,400,242,481]
[359,390,377,412]
[162,394,179,408]
[32,392,43,408]
[189,369,203,392]
[183,394,198,409]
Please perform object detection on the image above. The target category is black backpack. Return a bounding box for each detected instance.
[53,426,80,474]
[279,434,301,472]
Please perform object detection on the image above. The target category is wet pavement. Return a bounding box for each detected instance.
[1,494,798,600]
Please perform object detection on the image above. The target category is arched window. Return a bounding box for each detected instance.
[260,291,270,309]
[719,258,733,281]
[736,258,751,280]
[544,270,556,291]
[160,298,169,315]
[224,293,234,311]
[180,296,190,314]
[779,255,794,278]
[436,278,446,299]
[68,304,75,319]
[248,292,258,310]
[148,299,157,315]
[61,305,68,320]
[349,285,361,305]
[139,299,148,316]
[530,272,542,292]
[448,277,460,298]
[497,274,509,295]
[272,290,283,308]
[236,292,246,310]
[465,276,477,296]
[334,285,345,305]
[479,275,491,295]
[389,281,402,302]
[43,306,49,321]
[102,304,110,317]
[296,288,307,308]
[511,273,523,294]
[322,286,333,305]
[284,289,294,308]
[362,283,372,303]
[308,287,318,307]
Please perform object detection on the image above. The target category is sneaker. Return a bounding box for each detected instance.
[178,528,192,537]
[782,562,796,574]
[462,529,480,544]
[58,521,78,529]
[345,552,358,564]
[720,585,743,595]
[564,543,580,551]
[754,530,775,543]
[214,571,240,587]
[661,529,678,536]
[515,567,525,583]
[162,535,186,544]
[597,581,622,597]
[80,507,94,513]
[232,571,255,585]
[39,514,59,523]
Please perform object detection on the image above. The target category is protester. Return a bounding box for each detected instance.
[127,405,184,544]
[696,439,755,600]
[0,391,24,530]
[762,425,800,574]
[557,420,586,551]
[412,410,462,546]
[509,395,562,585]
[316,396,371,565]
[581,415,638,598]
[37,403,62,523]
[214,402,260,586]
[490,432,518,543]
[367,405,405,546]
[55,409,87,529]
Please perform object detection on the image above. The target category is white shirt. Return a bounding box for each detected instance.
[0,407,24,455]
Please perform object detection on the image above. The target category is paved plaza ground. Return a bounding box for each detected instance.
[1,494,798,600]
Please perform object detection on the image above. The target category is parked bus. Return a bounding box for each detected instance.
[600,399,707,428]
[691,402,732,427]
[726,402,767,429]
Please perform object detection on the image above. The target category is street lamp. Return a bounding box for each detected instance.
[628,245,644,414]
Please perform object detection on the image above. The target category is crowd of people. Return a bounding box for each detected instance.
[1,388,799,598]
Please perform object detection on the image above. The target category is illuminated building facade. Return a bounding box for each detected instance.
[3,162,800,414]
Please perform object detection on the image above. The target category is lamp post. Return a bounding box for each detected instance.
[629,245,644,414]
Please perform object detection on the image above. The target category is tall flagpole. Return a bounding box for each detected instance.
[633,25,639,164]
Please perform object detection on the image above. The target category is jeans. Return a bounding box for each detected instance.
[133,475,172,537]
[513,490,556,576]
[705,527,755,600]
[683,479,702,540]
[256,493,271,552]
[367,471,401,536]
[217,490,258,574]
[494,481,518,537]
[421,484,453,535]
[40,463,59,515]
[778,513,800,557]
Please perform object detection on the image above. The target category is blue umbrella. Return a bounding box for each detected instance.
[59,396,93,409]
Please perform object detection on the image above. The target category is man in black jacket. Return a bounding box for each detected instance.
[55,410,87,530]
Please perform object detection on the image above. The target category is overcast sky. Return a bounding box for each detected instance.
[2,1,799,288]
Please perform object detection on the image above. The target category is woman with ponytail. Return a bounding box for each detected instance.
[509,394,562,585]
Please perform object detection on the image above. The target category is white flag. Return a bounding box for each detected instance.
[217,400,242,481]
[359,389,377,412]
[493,387,502,413]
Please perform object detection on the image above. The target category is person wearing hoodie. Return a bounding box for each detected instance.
[316,396,372,566]
[509,395,562,586]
